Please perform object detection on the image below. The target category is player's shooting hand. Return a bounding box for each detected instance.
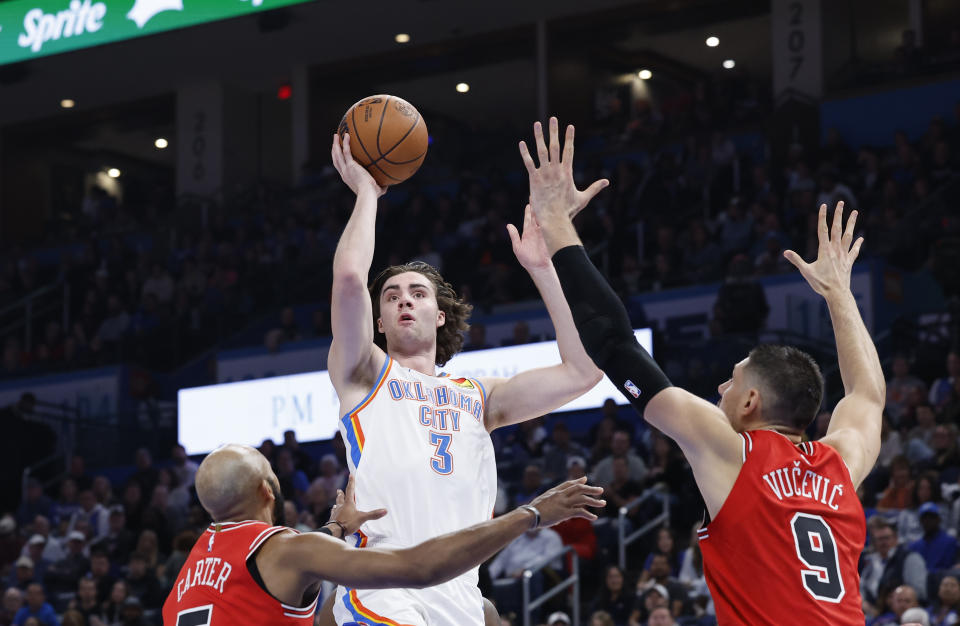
[507,204,551,272]
[519,117,609,223]
[783,201,863,298]
[331,133,387,199]
[530,476,605,527]
[328,475,387,537]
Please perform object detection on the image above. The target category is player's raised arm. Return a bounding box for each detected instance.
[272,478,604,590]
[523,117,743,516]
[328,133,388,390]
[784,203,885,486]
[479,204,603,430]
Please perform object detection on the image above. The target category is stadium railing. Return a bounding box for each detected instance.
[0,280,69,354]
[521,544,580,626]
[618,486,671,571]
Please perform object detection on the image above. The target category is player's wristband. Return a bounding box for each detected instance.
[519,505,541,529]
[323,520,348,540]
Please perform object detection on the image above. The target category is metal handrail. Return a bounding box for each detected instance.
[618,487,671,571]
[0,280,69,352]
[521,544,580,626]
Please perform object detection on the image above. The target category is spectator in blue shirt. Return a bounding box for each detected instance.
[15,481,52,529]
[12,583,59,626]
[909,502,958,572]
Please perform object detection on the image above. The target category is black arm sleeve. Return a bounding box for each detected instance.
[551,245,672,414]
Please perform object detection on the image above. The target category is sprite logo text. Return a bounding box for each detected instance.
[18,0,107,52]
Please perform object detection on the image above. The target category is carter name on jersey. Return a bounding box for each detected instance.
[761,460,845,511]
[175,555,233,601]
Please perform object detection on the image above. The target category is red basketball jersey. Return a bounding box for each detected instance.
[161,521,318,626]
[698,430,866,625]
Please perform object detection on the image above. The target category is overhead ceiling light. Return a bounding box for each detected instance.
[706,36,720,47]
[107,168,121,178]
[395,33,410,43]
[155,138,169,149]
[60,99,75,109]
[723,59,736,69]
[638,69,652,80]
[456,82,470,93]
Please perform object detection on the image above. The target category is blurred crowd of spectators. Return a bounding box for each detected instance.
[0,61,956,384]
[2,344,960,625]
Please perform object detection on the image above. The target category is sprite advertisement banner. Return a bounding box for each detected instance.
[0,0,312,66]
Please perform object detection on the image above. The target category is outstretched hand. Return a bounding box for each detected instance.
[331,133,387,199]
[530,476,606,527]
[328,475,387,537]
[783,201,863,297]
[507,204,551,272]
[519,117,609,222]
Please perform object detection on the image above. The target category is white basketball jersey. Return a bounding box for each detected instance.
[338,354,498,585]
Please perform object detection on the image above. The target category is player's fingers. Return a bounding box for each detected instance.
[849,236,864,261]
[579,496,606,508]
[331,135,343,171]
[782,249,807,270]
[842,209,858,251]
[342,133,354,162]
[528,208,542,229]
[548,117,561,164]
[518,141,537,174]
[561,124,575,167]
[523,203,535,232]
[581,179,611,204]
[560,478,592,496]
[345,475,356,501]
[568,481,603,494]
[816,204,829,248]
[335,489,344,506]
[572,508,599,522]
[831,201,844,245]
[533,121,549,166]
[506,223,521,249]
[361,508,388,522]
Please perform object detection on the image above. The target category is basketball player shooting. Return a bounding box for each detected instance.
[161,444,603,625]
[521,117,885,625]
[322,132,605,626]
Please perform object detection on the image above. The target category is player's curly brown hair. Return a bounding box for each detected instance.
[369,261,472,366]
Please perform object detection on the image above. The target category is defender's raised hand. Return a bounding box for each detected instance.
[507,204,551,273]
[331,133,387,198]
[784,201,863,297]
[519,117,609,222]
[529,476,605,527]
[327,475,387,537]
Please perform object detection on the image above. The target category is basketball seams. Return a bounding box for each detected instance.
[365,160,403,183]
[376,113,422,162]
[380,150,427,166]
[375,96,392,156]
[349,104,379,168]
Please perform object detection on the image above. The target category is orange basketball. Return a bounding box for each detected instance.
[337,95,428,187]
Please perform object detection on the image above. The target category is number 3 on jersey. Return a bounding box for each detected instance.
[429,431,453,475]
[790,513,845,603]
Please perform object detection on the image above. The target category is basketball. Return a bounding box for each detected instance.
[337,95,429,187]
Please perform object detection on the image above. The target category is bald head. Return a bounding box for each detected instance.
[196,444,279,522]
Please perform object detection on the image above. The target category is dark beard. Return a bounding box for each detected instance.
[270,480,287,527]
